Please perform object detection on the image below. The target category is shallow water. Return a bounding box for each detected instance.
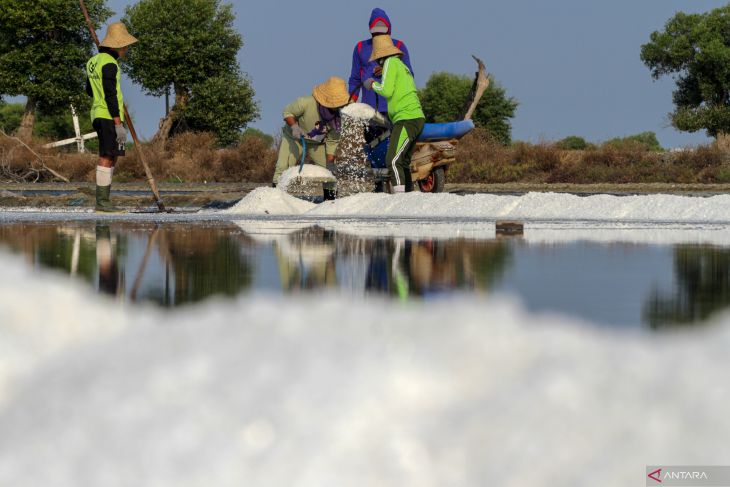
[1,219,729,329]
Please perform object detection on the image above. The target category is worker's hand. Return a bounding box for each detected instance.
[115,124,127,147]
[306,132,326,143]
[363,78,375,91]
[290,123,304,140]
[373,66,383,76]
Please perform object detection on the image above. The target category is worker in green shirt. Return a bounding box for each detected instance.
[363,35,425,193]
[85,22,137,212]
[273,77,350,200]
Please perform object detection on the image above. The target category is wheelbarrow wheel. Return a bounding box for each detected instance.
[418,166,445,193]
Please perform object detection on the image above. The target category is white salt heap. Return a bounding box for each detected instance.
[335,111,373,195]
[341,102,377,120]
[0,250,728,486]
[224,189,730,224]
[222,187,315,215]
[277,165,336,191]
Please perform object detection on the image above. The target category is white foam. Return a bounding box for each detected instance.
[0,250,728,485]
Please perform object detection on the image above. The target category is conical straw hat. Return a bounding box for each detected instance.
[369,35,403,62]
[100,22,138,49]
[312,77,350,108]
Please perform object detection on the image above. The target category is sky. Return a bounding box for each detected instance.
[93,0,730,147]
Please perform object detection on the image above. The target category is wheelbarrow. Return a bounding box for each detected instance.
[363,55,490,193]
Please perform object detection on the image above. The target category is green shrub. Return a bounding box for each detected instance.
[603,131,663,151]
[556,135,588,150]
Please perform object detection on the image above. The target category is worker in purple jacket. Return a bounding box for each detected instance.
[349,8,414,116]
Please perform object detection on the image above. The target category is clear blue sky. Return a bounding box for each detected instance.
[100,0,728,147]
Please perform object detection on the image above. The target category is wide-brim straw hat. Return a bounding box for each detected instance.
[312,77,350,108]
[369,35,403,62]
[100,22,138,49]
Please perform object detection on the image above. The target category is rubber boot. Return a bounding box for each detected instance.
[373,181,384,193]
[323,188,337,201]
[95,185,123,212]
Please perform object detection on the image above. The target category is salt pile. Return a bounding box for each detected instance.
[341,102,377,120]
[222,187,315,215]
[224,189,730,223]
[336,106,374,195]
[277,165,335,192]
[0,251,728,486]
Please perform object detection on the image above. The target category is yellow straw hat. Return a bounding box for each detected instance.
[100,22,138,49]
[369,35,403,62]
[312,77,350,108]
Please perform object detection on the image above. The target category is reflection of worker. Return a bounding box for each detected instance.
[95,224,120,296]
[85,23,138,212]
[274,229,337,291]
[272,78,350,201]
[363,36,425,193]
[349,8,413,116]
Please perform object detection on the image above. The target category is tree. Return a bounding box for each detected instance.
[122,0,258,145]
[556,136,590,150]
[0,0,111,140]
[0,101,94,140]
[419,72,518,145]
[603,131,664,151]
[641,5,730,143]
[241,127,274,148]
[0,102,24,133]
[184,71,258,146]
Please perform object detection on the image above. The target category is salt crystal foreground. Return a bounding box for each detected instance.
[0,251,728,486]
[224,189,730,223]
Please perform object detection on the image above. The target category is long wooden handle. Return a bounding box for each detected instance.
[79,0,166,211]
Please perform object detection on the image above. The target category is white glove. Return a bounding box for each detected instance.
[115,124,127,146]
[290,123,304,139]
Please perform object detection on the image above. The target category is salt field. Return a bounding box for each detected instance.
[1,190,729,486]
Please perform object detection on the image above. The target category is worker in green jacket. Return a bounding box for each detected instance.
[273,77,350,200]
[363,35,425,193]
[85,22,137,212]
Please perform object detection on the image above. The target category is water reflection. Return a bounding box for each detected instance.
[0,222,254,306]
[3,221,730,328]
[645,245,730,328]
[0,221,511,307]
[272,227,512,299]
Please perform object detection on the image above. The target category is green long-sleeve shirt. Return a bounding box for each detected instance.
[372,56,424,123]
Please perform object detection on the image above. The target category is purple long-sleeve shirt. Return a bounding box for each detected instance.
[349,39,413,113]
[348,8,414,113]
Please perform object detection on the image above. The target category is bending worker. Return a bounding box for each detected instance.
[363,36,425,193]
[85,22,137,212]
[273,77,349,201]
[349,8,414,115]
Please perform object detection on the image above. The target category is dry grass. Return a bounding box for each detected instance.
[5,128,730,185]
[452,128,730,184]
[0,134,96,182]
[109,131,277,183]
